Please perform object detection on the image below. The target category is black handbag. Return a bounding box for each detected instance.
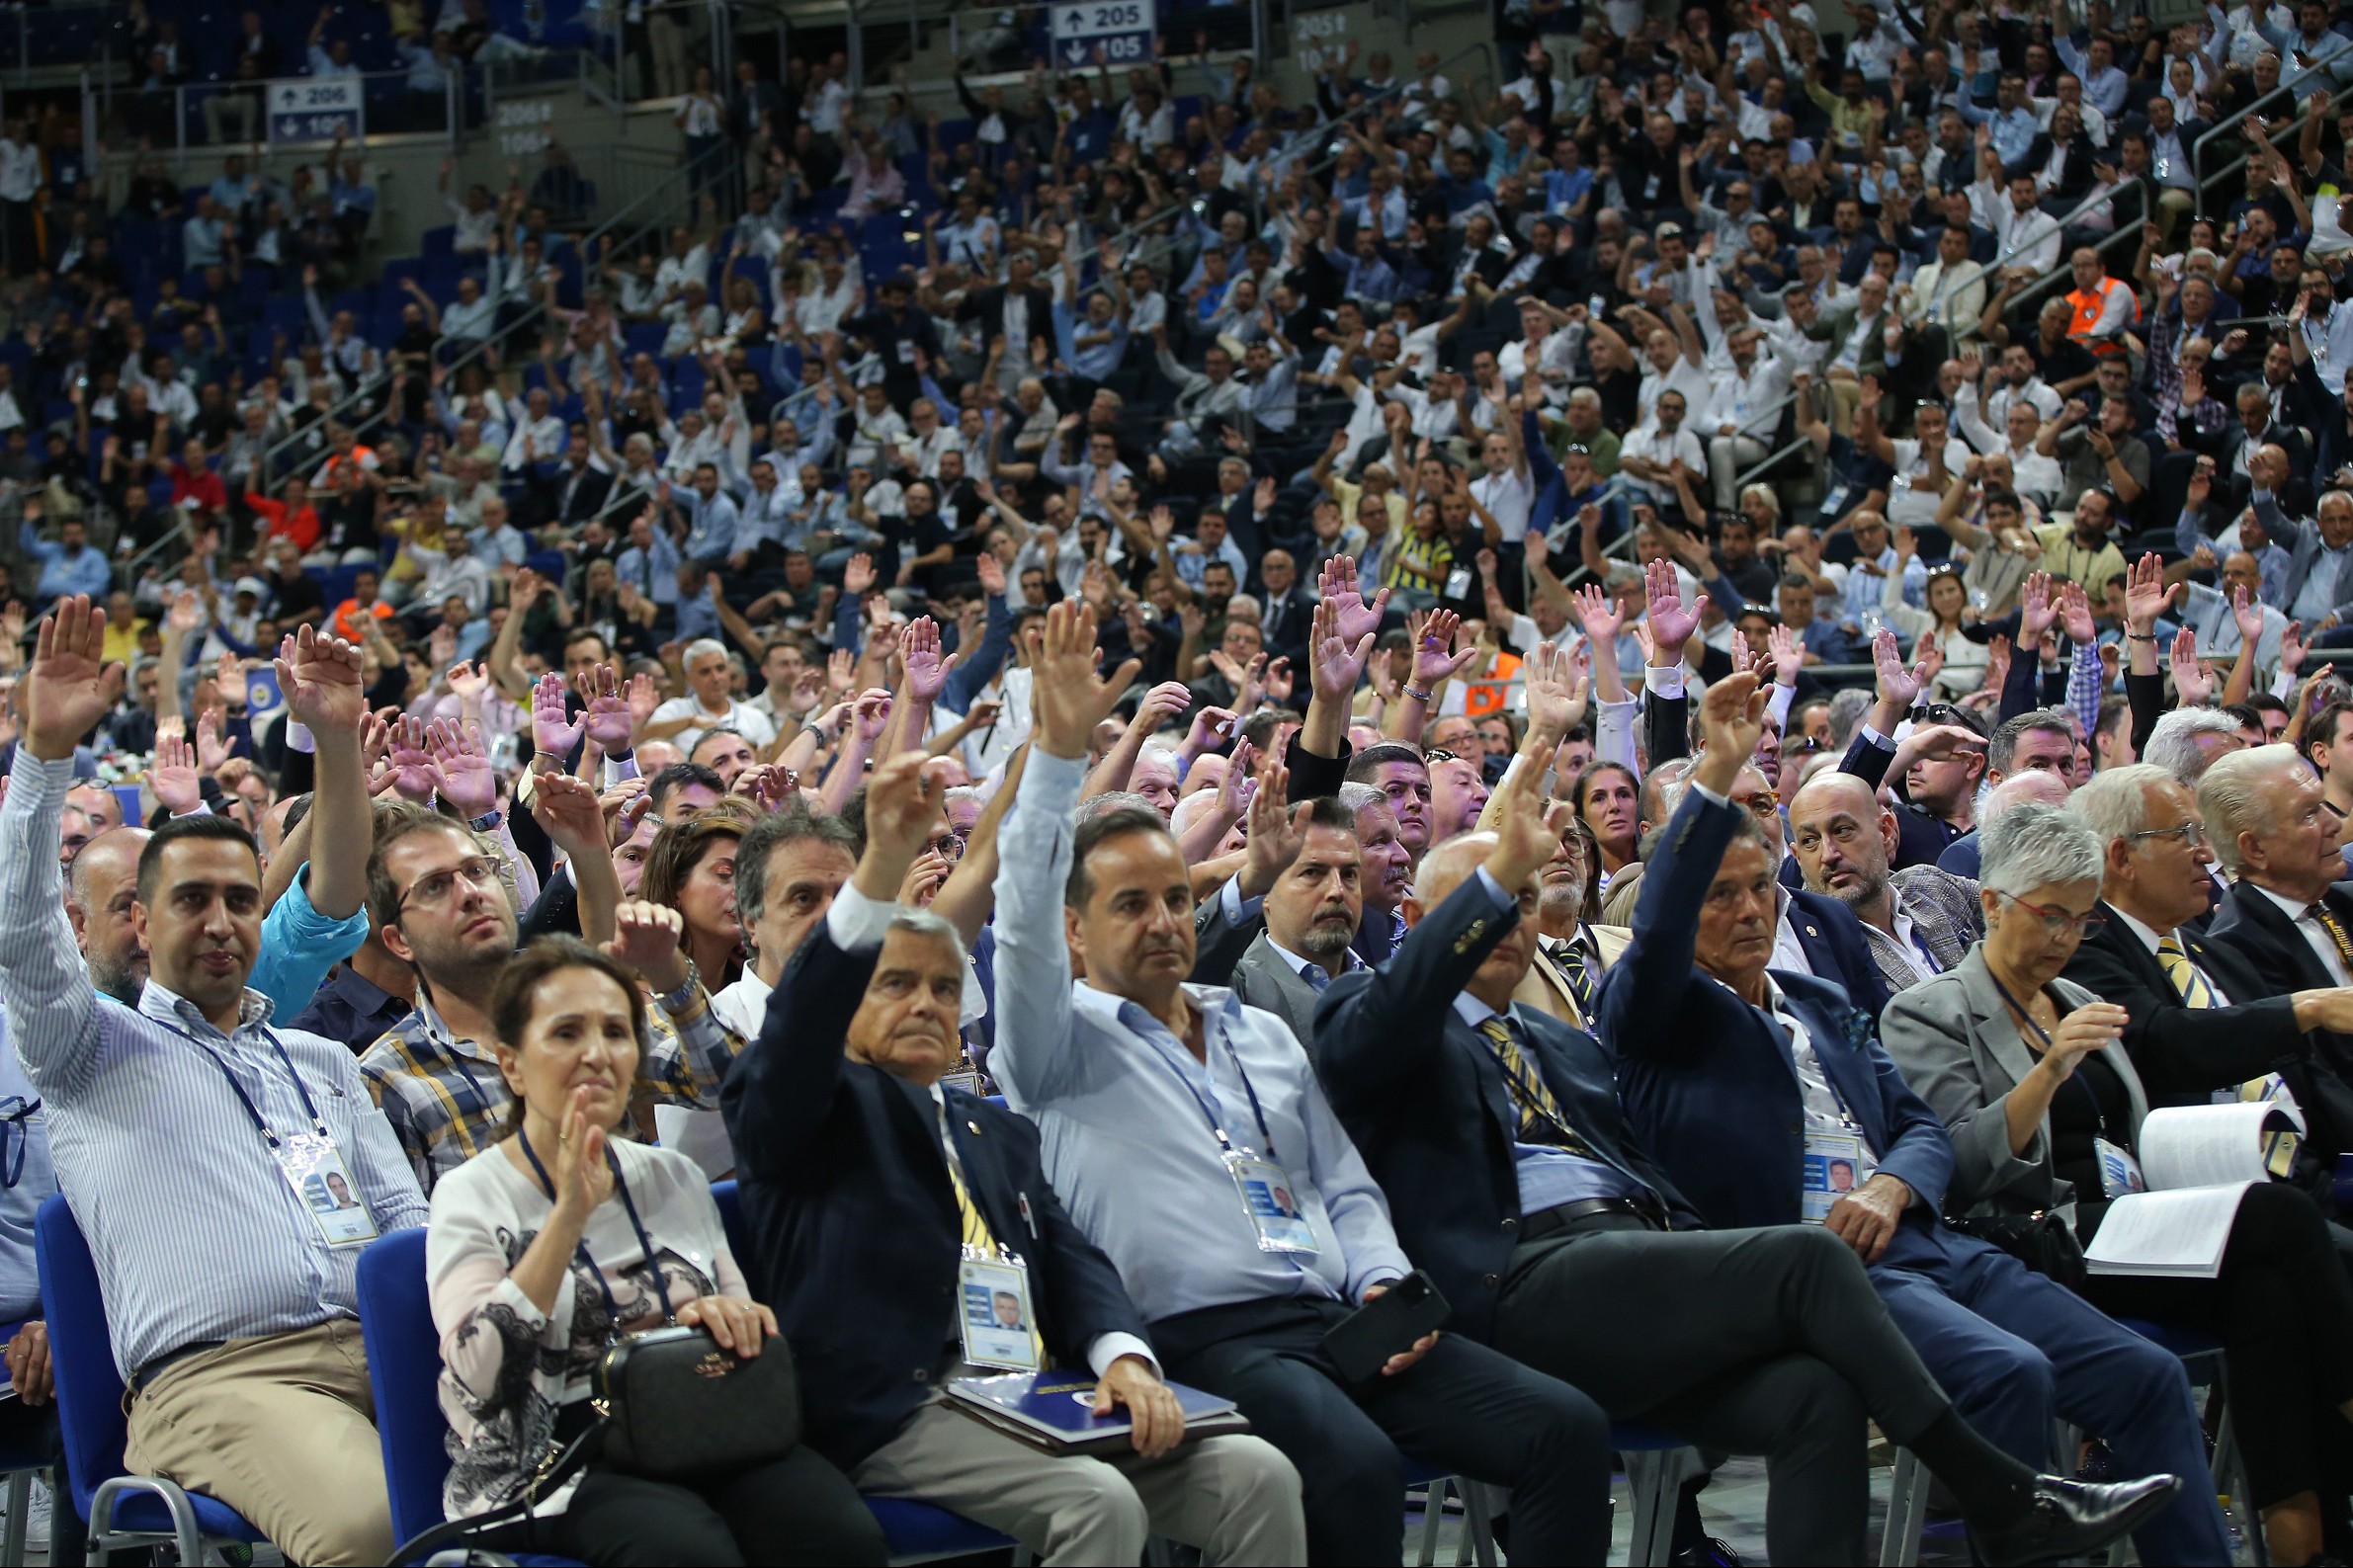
[594,1321,801,1480]
[1948,1207,2088,1293]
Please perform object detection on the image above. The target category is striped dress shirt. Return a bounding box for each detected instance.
[0,754,429,1380]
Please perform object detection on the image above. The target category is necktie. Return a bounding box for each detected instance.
[1548,939,1597,1013]
[2155,935,2216,1009]
[1475,1015,1592,1156]
[941,1110,1047,1366]
[2239,1075,2305,1180]
[2311,903,2353,976]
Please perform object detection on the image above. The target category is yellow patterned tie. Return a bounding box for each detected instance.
[2312,904,2353,975]
[1476,1015,1592,1155]
[2237,1076,2305,1180]
[2156,935,2216,1009]
[942,1122,1047,1367]
[1548,940,1598,1013]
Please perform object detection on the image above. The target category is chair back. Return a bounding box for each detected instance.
[34,1194,128,1523]
[711,1179,747,1262]
[355,1228,453,1545]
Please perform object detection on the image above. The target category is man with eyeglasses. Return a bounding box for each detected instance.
[2202,744,2353,1193]
[2064,763,2353,1134]
[357,784,744,1193]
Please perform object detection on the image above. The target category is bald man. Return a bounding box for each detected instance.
[65,826,152,1003]
[1788,772,1984,996]
[1935,770,2073,878]
[65,782,123,835]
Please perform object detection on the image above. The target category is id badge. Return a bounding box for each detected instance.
[2093,1136,2146,1199]
[942,1068,983,1096]
[1801,1131,1865,1224]
[1225,1151,1319,1254]
[957,1255,1041,1371]
[283,1134,378,1248]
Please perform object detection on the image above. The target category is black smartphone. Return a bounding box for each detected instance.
[1320,1271,1452,1384]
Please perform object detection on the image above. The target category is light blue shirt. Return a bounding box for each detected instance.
[19,524,110,600]
[250,864,372,1016]
[677,488,742,565]
[0,1019,54,1323]
[0,755,428,1379]
[1051,299,1129,381]
[1839,544,1928,629]
[1959,100,2039,168]
[991,750,1411,1322]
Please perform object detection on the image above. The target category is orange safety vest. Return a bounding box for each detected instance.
[2066,277,2137,357]
[1464,651,1523,718]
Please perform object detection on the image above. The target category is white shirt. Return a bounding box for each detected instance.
[0,139,41,203]
[647,695,779,754]
[2111,905,2234,1004]
[2253,883,2353,988]
[1770,886,1816,977]
[1469,465,1535,544]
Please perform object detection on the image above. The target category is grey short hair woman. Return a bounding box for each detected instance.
[1881,804,2353,1566]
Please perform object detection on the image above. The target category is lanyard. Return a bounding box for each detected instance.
[1141,1011,1284,1163]
[163,1019,329,1149]
[516,1124,671,1336]
[1986,972,2117,1145]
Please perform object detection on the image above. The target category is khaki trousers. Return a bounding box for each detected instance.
[123,1319,392,1567]
[853,1398,1305,1566]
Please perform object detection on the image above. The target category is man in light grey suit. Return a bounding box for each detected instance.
[1790,772,1984,996]
[1230,797,1366,1046]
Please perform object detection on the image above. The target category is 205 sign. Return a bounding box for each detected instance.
[1051,0,1155,67]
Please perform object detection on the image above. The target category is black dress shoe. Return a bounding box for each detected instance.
[1973,1473,2181,1567]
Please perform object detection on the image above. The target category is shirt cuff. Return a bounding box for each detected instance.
[1471,866,1517,913]
[1086,1333,1159,1381]
[1689,781,1730,807]
[603,751,642,787]
[1645,665,1686,700]
[1219,873,1263,926]
[171,801,212,818]
[825,881,900,951]
[1860,723,1895,751]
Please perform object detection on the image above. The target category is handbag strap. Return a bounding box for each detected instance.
[385,1411,611,1566]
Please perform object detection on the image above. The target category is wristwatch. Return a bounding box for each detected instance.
[467,807,503,834]
[656,959,702,1015]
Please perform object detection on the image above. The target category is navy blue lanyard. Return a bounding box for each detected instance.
[163,1020,328,1149]
[1145,1012,1283,1163]
[515,1125,671,1335]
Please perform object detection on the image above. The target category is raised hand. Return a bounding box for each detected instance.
[1766,621,1804,687]
[1307,596,1376,705]
[1318,555,1390,647]
[2281,618,2309,677]
[426,717,497,816]
[1523,639,1591,740]
[1484,735,1576,891]
[545,1087,616,1224]
[853,689,894,744]
[2170,626,2213,706]
[1237,755,1307,900]
[2123,551,2179,634]
[1262,656,1295,706]
[2017,570,2056,644]
[533,670,586,758]
[899,617,959,704]
[575,664,634,752]
[1696,671,1771,792]
[2231,585,2267,650]
[1409,609,1479,689]
[1031,600,1141,760]
[195,708,229,773]
[2056,579,2098,647]
[857,750,954,896]
[149,731,202,815]
[529,768,607,861]
[1872,625,1930,709]
[603,898,691,993]
[842,552,877,598]
[1570,581,1624,647]
[625,670,662,730]
[1642,558,1706,661]
[24,597,115,761]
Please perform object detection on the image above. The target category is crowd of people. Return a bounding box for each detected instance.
[13,0,2353,1561]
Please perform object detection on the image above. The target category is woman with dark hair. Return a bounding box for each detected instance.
[427,936,886,1565]
[638,801,756,992]
[1571,759,1641,890]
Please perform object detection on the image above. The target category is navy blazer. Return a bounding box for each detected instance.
[1312,875,1704,1344]
[1597,792,1956,1239]
[720,921,1149,1469]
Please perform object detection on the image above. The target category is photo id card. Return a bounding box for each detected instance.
[1226,1152,1320,1254]
[2094,1136,2146,1199]
[958,1256,1042,1371]
[1802,1131,1866,1225]
[284,1134,378,1248]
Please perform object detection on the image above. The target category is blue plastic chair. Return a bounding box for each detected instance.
[0,1314,48,1567]
[33,1194,271,1565]
[353,1228,584,1566]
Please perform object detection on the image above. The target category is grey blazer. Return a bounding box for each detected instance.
[1879,946,2149,1217]
[1228,932,1325,1047]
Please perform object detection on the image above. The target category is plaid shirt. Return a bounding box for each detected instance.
[358,979,742,1193]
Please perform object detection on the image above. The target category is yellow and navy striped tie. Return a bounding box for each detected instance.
[1478,1015,1592,1157]
[2156,936,2216,1009]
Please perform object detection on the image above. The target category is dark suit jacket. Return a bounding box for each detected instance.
[1256,586,1312,668]
[721,921,1149,1468]
[1313,875,1703,1345]
[1190,882,1261,986]
[2059,901,2312,1114]
[550,459,616,527]
[1598,792,1957,1242]
[957,285,1055,348]
[2198,880,2353,1176]
[1230,931,1325,1045]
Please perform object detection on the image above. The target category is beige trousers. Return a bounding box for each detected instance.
[123,1319,392,1567]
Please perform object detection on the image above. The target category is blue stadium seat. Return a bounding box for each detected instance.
[420,225,458,262]
[36,1195,274,1566]
[624,322,667,360]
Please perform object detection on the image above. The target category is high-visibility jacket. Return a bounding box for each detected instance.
[2066,276,2138,357]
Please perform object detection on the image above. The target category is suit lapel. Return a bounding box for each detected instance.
[1958,952,2039,1097]
[1794,992,1889,1149]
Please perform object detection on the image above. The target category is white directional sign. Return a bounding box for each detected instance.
[1050,0,1156,68]
[267,77,365,147]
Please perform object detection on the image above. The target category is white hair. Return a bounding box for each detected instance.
[2143,707,2243,784]
[2069,762,2172,849]
[2197,742,2302,876]
[886,906,968,968]
[682,637,729,671]
[1978,801,2104,896]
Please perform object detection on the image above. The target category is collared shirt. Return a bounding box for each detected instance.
[992,750,1411,1322]
[0,753,429,1378]
[360,980,742,1193]
[286,961,413,1053]
[0,1015,56,1321]
[1768,979,1884,1184]
[2111,905,2234,1004]
[2253,882,2353,987]
[1771,885,1817,978]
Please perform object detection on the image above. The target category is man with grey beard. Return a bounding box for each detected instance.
[1229,796,1365,1045]
[65,826,152,1002]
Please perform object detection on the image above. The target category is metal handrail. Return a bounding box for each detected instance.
[2193,75,2353,206]
[2191,74,2308,191]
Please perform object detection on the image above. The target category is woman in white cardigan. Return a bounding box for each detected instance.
[427,931,885,1565]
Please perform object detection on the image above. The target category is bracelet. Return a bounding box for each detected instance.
[1402,686,1434,703]
[2126,632,2158,642]
[656,959,702,1015]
